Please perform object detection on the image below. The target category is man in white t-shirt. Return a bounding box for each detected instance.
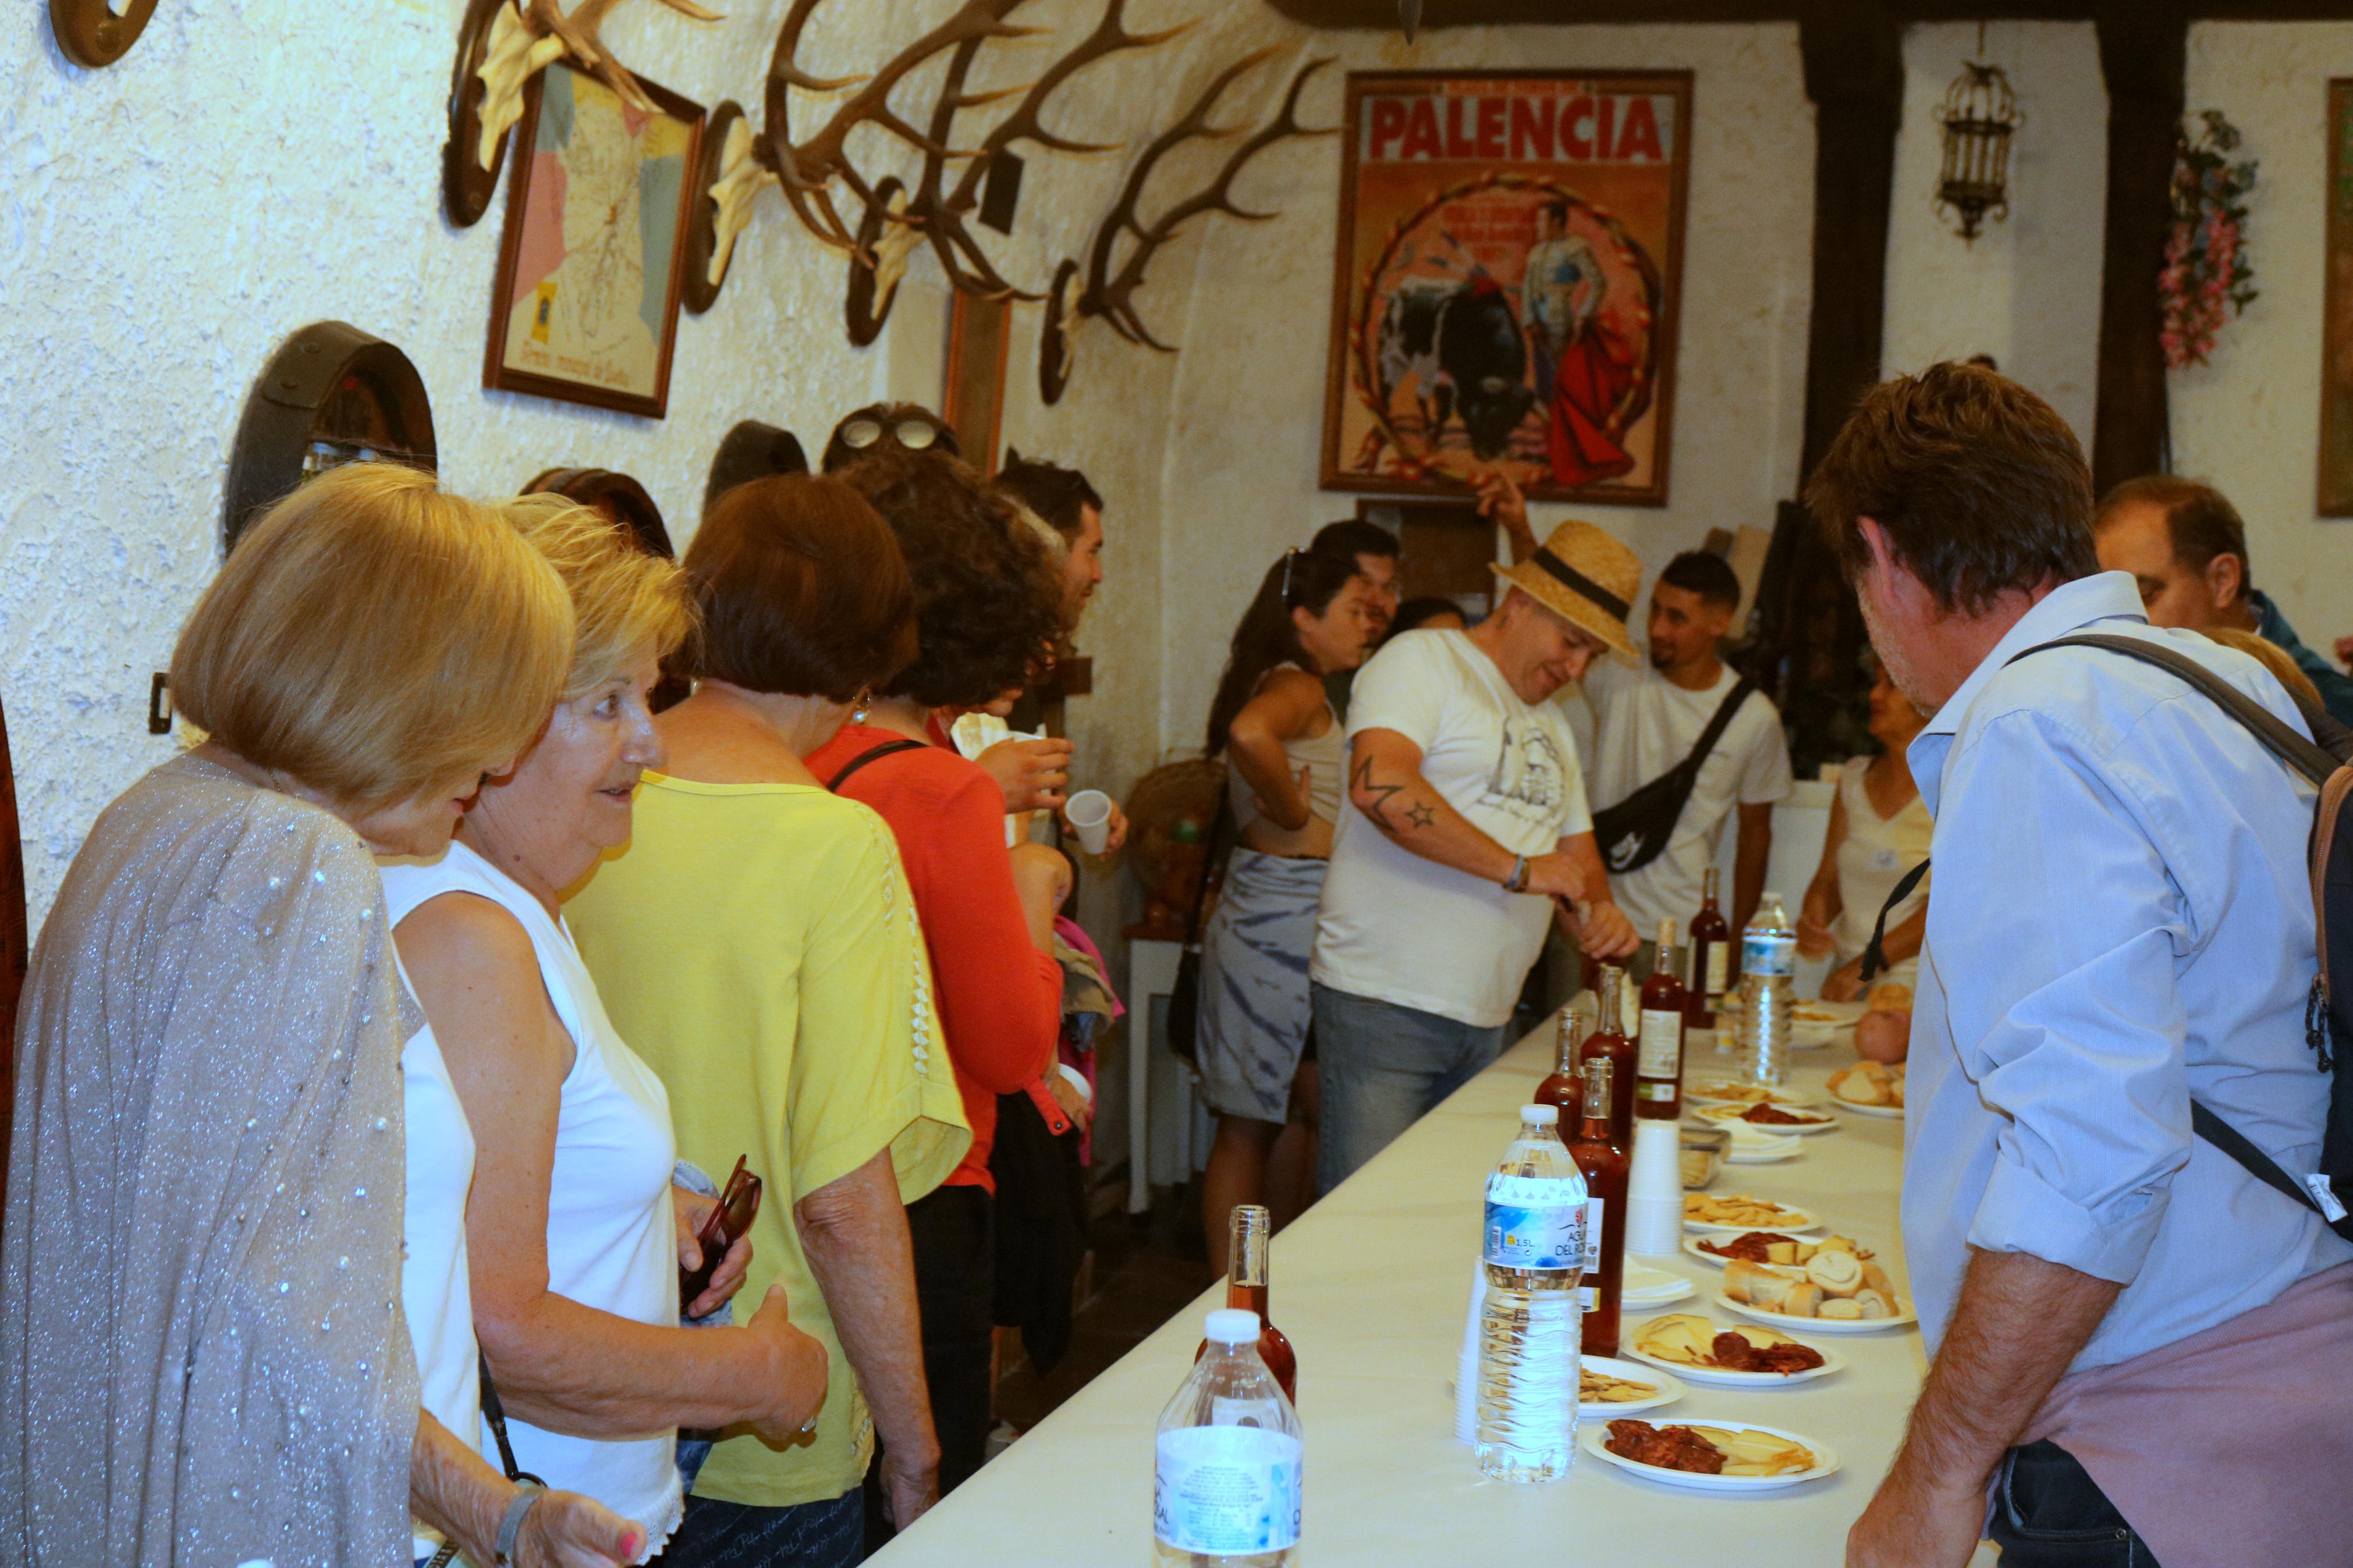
[1311,520,1643,1193]
[1585,550,1793,962]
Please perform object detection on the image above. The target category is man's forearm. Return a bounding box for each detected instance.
[797,1153,938,1466]
[1890,1247,2121,1495]
[1350,747,1515,884]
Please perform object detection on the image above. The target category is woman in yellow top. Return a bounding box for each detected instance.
[565,474,968,1568]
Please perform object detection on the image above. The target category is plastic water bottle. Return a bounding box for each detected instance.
[1154,1308,1303,1567]
[1475,1105,1588,1482]
[1738,891,1798,1085]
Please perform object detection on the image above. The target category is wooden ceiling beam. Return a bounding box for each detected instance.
[1269,0,2353,25]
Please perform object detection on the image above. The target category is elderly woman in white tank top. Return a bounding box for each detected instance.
[386,502,828,1560]
[1798,661,1933,1061]
[1195,549,1379,1274]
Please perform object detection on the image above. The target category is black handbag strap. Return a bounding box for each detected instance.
[1859,857,1932,985]
[1181,786,1231,951]
[824,737,929,791]
[1688,676,1762,780]
[1594,676,1759,873]
[424,1353,546,1568]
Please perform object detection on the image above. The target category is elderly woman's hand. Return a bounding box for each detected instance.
[673,1184,753,1318]
[515,1487,645,1568]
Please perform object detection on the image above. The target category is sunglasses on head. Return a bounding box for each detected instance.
[680,1154,764,1309]
[839,416,942,453]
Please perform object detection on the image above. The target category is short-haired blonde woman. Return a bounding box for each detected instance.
[566,474,969,1568]
[386,501,829,1563]
[0,464,640,1568]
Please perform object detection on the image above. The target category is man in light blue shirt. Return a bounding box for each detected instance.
[1807,364,2352,1568]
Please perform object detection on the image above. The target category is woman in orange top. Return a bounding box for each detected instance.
[807,447,1074,1501]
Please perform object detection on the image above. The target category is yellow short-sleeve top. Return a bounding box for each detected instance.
[565,775,970,1509]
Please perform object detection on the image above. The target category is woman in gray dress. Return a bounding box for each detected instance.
[0,464,641,1568]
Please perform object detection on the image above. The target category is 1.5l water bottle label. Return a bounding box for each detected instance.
[1741,932,1797,978]
[1154,1426,1303,1553]
[1484,1175,1587,1270]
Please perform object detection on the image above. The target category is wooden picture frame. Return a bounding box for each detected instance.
[1320,70,1693,507]
[2321,79,2353,515]
[484,60,705,419]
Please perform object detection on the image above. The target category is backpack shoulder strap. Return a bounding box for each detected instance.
[824,737,930,792]
[2021,633,2340,786]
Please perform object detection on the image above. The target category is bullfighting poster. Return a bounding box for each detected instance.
[1321,71,1691,506]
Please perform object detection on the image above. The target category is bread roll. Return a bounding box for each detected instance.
[1866,983,1913,1012]
[1861,1261,1896,1300]
[1819,1297,1864,1320]
[1805,1249,1865,1296]
[1854,1289,1892,1320]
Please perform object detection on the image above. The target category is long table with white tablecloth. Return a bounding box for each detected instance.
[872,1017,1966,1565]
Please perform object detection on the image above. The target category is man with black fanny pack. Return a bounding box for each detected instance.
[1815,362,2353,1567]
[1585,550,1791,976]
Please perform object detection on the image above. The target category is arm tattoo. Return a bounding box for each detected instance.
[1405,801,1436,830]
[1352,751,1410,836]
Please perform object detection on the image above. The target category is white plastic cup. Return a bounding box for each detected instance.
[1624,1119,1688,1257]
[1066,789,1112,855]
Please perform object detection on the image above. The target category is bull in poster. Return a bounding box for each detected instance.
[1320,72,1692,505]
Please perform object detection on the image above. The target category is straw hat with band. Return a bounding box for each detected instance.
[1490,519,1643,659]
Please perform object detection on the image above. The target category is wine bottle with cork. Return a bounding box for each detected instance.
[1534,1001,1588,1129]
[1197,1204,1296,1403]
[1580,965,1637,1148]
[1687,866,1731,1045]
[1636,919,1687,1120]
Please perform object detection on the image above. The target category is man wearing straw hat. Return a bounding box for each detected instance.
[1310,518,1644,1193]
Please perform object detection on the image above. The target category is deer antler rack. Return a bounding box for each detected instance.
[1039,53,1335,400]
[445,0,720,227]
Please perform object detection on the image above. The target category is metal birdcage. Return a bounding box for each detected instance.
[1935,59,2022,241]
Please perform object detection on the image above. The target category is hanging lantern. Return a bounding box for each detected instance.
[1935,58,2022,241]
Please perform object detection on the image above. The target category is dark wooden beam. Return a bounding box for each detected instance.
[1270,0,2353,24]
[2092,3,2188,492]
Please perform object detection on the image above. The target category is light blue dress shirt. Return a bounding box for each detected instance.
[1904,572,2352,1371]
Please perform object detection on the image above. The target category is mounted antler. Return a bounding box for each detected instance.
[762,0,1037,261]
[1084,53,1337,349]
[1039,52,1334,400]
[450,0,719,226]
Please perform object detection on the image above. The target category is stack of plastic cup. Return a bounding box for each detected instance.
[1623,1119,1686,1256]
[1454,1261,1485,1443]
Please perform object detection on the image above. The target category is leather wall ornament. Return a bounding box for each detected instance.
[443,0,514,227]
[222,322,438,550]
[682,99,758,314]
[51,0,159,68]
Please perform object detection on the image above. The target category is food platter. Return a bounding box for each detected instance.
[1578,1354,1685,1415]
[1683,1196,1820,1235]
[1694,1103,1841,1136]
[1830,1095,1905,1120]
[1620,1314,1846,1388]
[1793,999,1868,1046]
[1721,1130,1805,1163]
[1716,1290,1917,1334]
[1583,1420,1842,1491]
[1684,1080,1820,1109]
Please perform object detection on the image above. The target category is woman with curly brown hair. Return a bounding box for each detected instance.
[808,448,1075,1507]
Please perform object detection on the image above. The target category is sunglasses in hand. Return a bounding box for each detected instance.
[680,1155,763,1312]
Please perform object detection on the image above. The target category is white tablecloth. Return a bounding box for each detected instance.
[874,1021,1954,1565]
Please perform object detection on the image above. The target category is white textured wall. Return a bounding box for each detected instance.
[0,0,1262,926]
[2173,22,2353,653]
[1882,20,2108,447]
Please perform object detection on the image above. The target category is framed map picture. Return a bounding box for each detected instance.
[1321,71,1692,506]
[485,61,704,419]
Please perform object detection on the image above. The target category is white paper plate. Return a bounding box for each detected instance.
[1793,1001,1869,1030]
[1715,1289,1917,1334]
[1619,1320,1846,1388]
[1723,1132,1806,1163]
[1684,1081,1821,1109]
[1579,1354,1686,1415]
[1830,1094,1906,1119]
[1583,1418,1841,1491]
[1684,1200,1819,1235]
[1620,1277,1695,1309]
[1694,1103,1841,1136]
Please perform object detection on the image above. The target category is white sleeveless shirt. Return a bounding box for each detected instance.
[384,841,684,1558]
[396,957,482,1562]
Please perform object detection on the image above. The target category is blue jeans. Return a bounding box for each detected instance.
[1986,1442,2162,1566]
[1312,982,1508,1195]
[650,1490,863,1568]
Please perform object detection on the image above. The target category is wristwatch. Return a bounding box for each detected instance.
[496,1481,546,1566]
[1502,854,1531,893]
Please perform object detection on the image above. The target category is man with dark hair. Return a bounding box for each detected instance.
[1585,548,1790,962]
[2092,474,2353,725]
[1809,362,2352,1567]
[998,449,1106,622]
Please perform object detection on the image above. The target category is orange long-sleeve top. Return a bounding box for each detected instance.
[808,723,1067,1192]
